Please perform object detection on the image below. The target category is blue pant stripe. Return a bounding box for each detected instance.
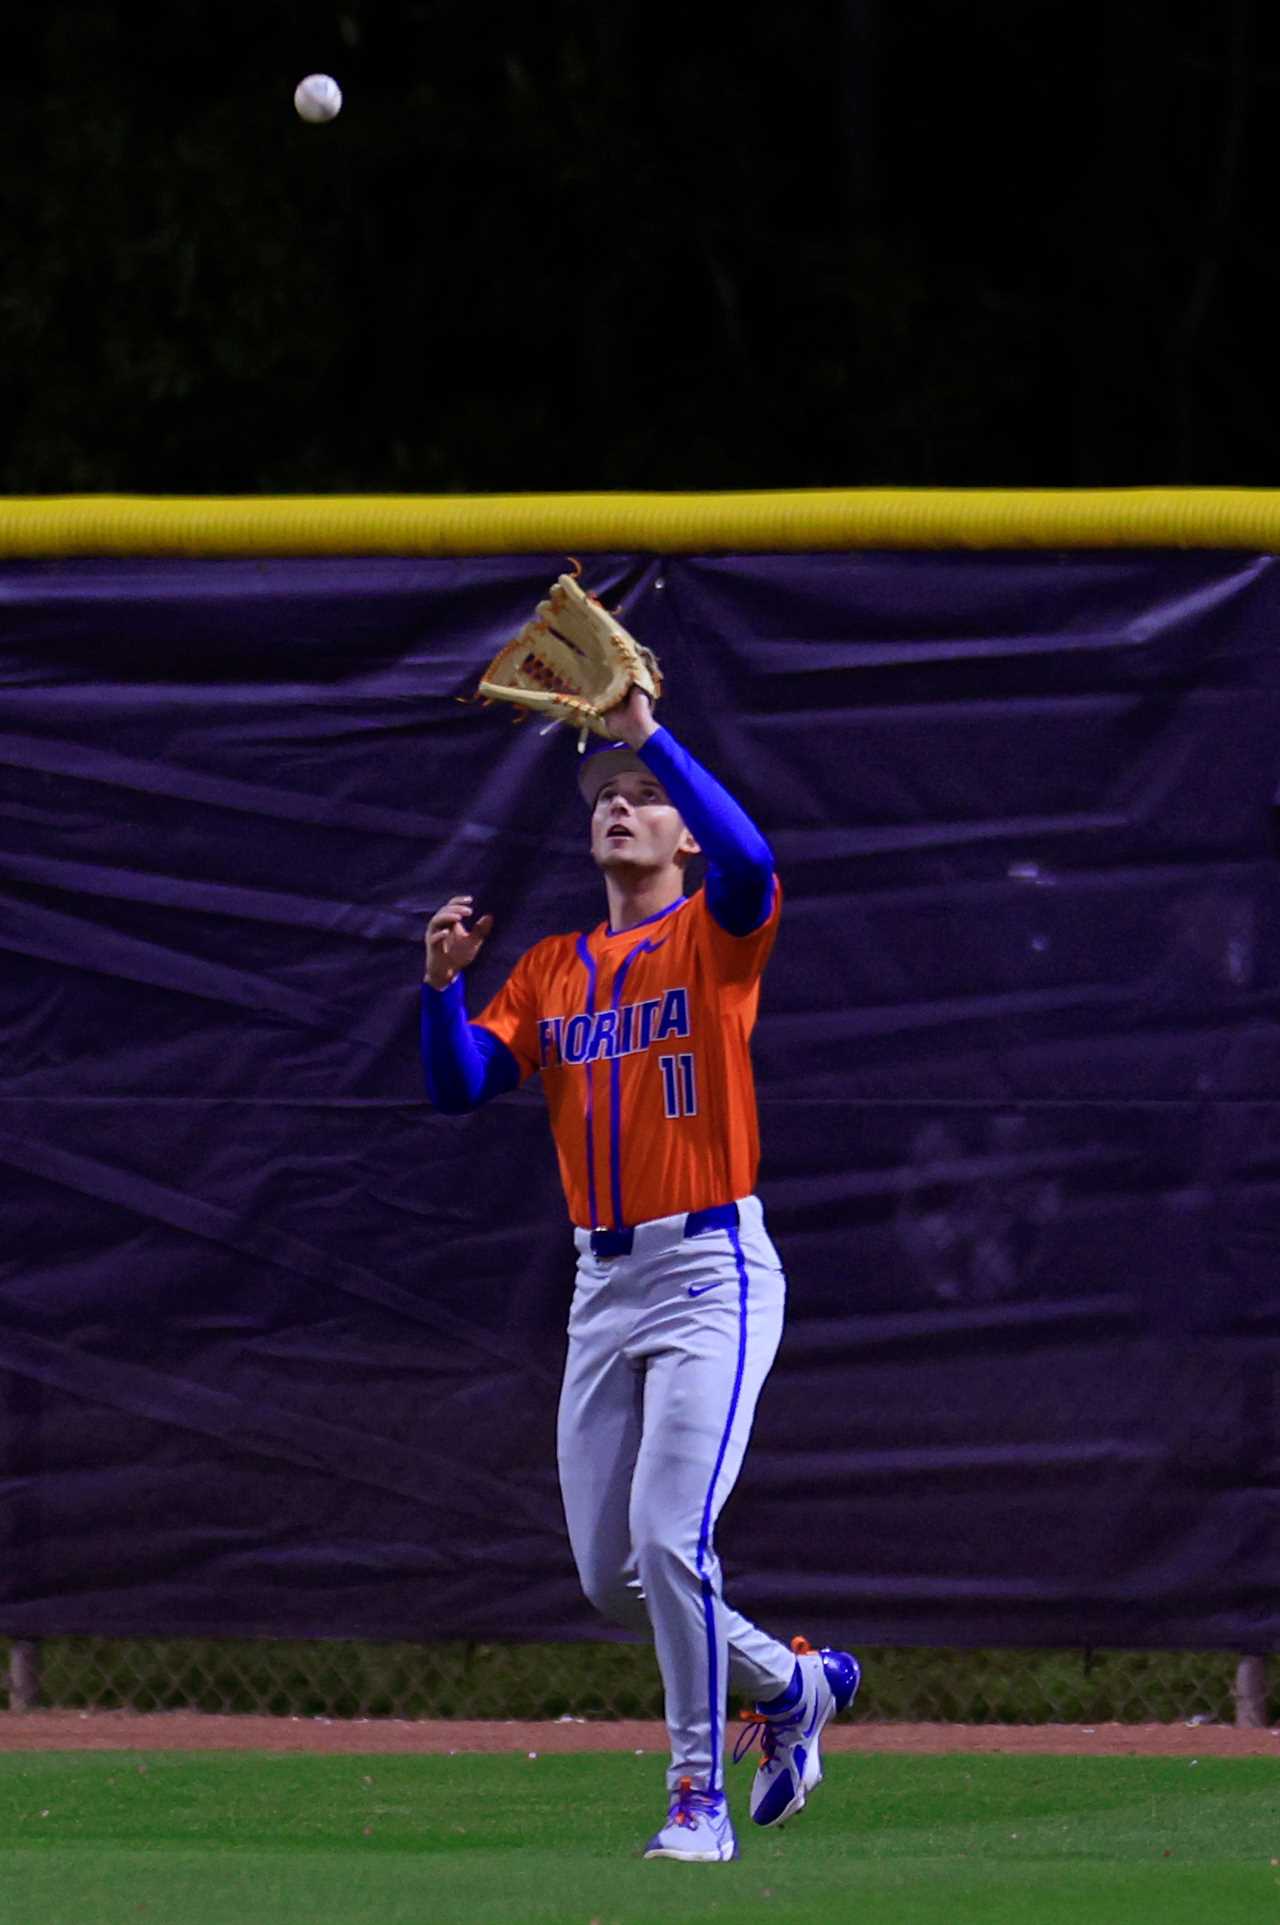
[694,1225,751,1790]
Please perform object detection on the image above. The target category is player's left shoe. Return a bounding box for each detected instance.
[643,1777,739,1861]
[735,1635,861,1828]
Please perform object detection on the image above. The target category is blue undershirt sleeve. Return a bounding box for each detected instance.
[420,979,522,1113]
[637,725,776,936]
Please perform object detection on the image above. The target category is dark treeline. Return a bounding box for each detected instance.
[0,0,1274,493]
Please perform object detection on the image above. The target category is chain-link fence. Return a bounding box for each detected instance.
[3,1638,1272,1726]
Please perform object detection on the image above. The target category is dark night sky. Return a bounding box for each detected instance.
[1,1,1275,493]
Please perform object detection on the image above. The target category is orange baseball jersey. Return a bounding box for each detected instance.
[473,881,782,1230]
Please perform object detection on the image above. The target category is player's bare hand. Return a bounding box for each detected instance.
[602,684,657,749]
[424,896,494,989]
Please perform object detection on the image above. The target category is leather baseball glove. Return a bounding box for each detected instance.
[475,572,662,739]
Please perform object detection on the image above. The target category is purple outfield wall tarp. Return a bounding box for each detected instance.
[1,550,1279,1651]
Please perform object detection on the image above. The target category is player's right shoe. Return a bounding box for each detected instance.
[643,1777,739,1861]
[736,1635,861,1828]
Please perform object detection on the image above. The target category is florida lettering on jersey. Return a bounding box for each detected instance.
[538,988,691,1068]
[473,883,780,1230]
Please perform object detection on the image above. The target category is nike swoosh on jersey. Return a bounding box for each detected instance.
[687,1279,727,1297]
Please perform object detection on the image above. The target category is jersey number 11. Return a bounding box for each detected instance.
[659,1052,698,1119]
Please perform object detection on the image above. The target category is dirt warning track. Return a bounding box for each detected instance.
[2,1711,1277,1757]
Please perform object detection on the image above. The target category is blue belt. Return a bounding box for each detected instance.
[590,1201,739,1260]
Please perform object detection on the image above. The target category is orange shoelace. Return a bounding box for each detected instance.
[734,1635,816,1765]
[669,1776,723,1827]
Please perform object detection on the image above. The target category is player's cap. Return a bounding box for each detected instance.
[577,740,650,807]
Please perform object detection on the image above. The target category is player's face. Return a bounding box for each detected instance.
[590,772,699,874]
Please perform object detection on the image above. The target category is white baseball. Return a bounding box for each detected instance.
[294,74,342,123]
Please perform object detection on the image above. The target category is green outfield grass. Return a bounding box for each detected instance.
[1,1750,1275,1925]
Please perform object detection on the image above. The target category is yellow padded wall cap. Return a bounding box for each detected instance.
[2,488,1280,557]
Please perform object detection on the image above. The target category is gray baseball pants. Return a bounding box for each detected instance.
[556,1195,796,1792]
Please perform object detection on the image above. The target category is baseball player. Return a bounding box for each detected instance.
[421,685,859,1861]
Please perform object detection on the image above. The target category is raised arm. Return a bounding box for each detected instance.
[605,690,775,936]
[421,896,522,1113]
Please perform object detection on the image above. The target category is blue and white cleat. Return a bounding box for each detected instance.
[738,1635,861,1828]
[643,1777,739,1861]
